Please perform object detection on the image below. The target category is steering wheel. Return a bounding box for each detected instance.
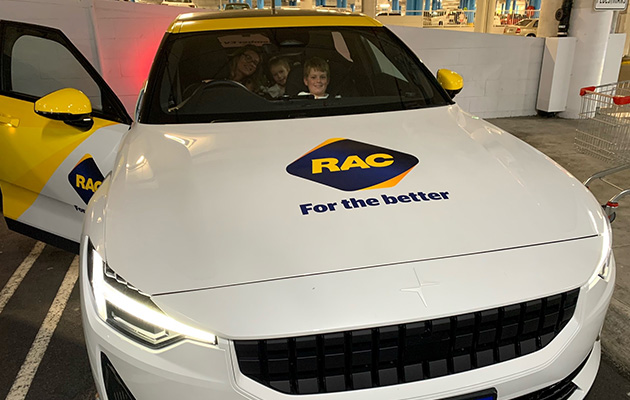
[201,79,249,91]
[173,79,251,113]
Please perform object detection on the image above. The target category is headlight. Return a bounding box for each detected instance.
[86,240,217,348]
[598,252,614,281]
[588,219,614,285]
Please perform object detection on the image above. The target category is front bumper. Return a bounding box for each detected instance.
[80,255,615,400]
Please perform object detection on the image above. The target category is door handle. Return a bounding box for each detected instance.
[0,114,19,127]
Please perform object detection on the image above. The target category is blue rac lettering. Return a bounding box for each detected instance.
[287,139,418,191]
[298,191,451,215]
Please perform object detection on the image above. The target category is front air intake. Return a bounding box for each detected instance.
[234,289,579,395]
[101,353,137,400]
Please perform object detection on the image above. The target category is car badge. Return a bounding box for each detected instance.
[68,154,104,204]
[401,269,438,307]
[286,138,419,191]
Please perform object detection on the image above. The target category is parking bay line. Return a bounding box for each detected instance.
[0,241,46,315]
[5,255,79,400]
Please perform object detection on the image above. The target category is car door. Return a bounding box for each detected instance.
[0,20,132,253]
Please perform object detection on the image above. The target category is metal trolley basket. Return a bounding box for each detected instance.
[576,81,630,222]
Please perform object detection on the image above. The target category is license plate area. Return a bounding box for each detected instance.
[441,389,497,400]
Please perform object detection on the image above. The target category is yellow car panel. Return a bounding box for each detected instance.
[34,88,92,116]
[437,69,464,91]
[169,13,382,33]
[0,95,117,219]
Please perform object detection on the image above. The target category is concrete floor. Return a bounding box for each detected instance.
[487,116,630,379]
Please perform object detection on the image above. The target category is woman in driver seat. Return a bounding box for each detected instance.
[228,45,265,92]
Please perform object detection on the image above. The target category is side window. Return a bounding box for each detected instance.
[0,22,131,124]
[11,35,103,110]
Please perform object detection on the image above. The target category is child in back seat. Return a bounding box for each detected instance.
[299,57,330,99]
[266,57,291,98]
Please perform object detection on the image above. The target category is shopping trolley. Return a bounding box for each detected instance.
[576,81,630,222]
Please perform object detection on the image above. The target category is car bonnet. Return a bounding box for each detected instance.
[103,105,608,295]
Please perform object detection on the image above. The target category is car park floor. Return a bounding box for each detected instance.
[488,116,630,381]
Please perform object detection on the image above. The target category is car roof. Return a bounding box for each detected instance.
[167,9,382,33]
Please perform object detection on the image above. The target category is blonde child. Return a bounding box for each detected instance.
[267,57,291,98]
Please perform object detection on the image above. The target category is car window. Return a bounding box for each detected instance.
[142,26,450,124]
[9,35,102,110]
[533,20,539,27]
[516,19,531,26]
[0,22,130,124]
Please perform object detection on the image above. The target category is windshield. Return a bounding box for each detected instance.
[141,26,451,124]
[516,19,532,26]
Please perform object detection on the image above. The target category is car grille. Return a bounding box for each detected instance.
[515,351,589,400]
[233,289,579,395]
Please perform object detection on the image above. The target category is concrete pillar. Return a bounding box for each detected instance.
[622,13,630,56]
[362,0,376,16]
[560,0,614,118]
[467,0,475,23]
[537,0,562,37]
[407,0,419,15]
[474,0,494,32]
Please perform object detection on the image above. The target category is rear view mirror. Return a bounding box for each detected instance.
[35,88,94,130]
[436,69,464,99]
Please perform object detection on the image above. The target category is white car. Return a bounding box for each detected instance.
[161,0,197,8]
[0,11,614,400]
[223,2,251,10]
[423,10,450,25]
[503,18,539,36]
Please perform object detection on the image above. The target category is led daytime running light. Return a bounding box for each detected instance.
[90,247,217,345]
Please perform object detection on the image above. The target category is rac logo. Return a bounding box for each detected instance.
[68,154,104,204]
[286,138,419,191]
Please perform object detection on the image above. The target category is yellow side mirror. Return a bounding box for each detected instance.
[35,88,93,130]
[436,69,464,98]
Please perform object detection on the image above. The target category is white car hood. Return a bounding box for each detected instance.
[104,105,607,295]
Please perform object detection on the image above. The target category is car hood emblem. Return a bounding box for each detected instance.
[401,269,438,307]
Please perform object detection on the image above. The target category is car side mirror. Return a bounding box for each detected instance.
[436,69,464,99]
[34,88,94,130]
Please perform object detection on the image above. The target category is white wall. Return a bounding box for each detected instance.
[0,0,185,113]
[0,0,101,68]
[0,0,544,118]
[389,25,545,118]
[602,33,626,85]
[91,1,184,112]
